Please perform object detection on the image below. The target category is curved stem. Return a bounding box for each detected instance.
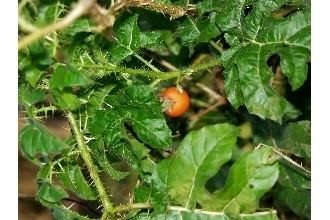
[18,0,96,50]
[66,111,114,218]
[80,57,222,80]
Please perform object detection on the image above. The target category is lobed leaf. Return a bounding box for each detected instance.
[278,120,311,159]
[50,64,93,90]
[19,121,68,159]
[222,10,310,122]
[37,164,53,180]
[51,90,82,111]
[275,165,311,219]
[150,209,279,220]
[36,182,69,204]
[18,85,46,107]
[51,207,91,220]
[90,140,129,181]
[85,84,116,116]
[175,15,220,49]
[56,164,98,200]
[202,146,279,218]
[152,123,239,209]
[89,85,172,149]
[110,14,164,64]
[24,67,43,88]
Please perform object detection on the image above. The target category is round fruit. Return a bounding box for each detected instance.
[161,87,190,117]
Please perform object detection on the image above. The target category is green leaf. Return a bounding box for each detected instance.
[90,141,129,181]
[111,142,142,171]
[19,85,46,107]
[36,182,69,204]
[203,146,279,218]
[175,15,220,53]
[275,165,310,219]
[89,85,172,149]
[85,84,116,115]
[162,31,181,56]
[25,67,43,87]
[56,164,98,200]
[51,207,91,220]
[34,1,63,26]
[37,164,52,180]
[278,120,311,159]
[62,18,92,37]
[50,64,93,90]
[222,10,310,122]
[152,123,239,209]
[134,185,152,203]
[151,209,279,220]
[109,14,164,64]
[197,0,222,15]
[51,90,82,110]
[26,40,54,67]
[19,121,68,159]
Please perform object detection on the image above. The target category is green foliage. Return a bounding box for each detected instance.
[278,120,311,159]
[150,209,279,220]
[109,14,165,64]
[19,85,46,107]
[202,147,279,217]
[49,64,93,90]
[36,182,69,204]
[175,15,220,53]
[275,165,311,219]
[152,123,239,209]
[221,9,310,123]
[89,85,172,149]
[18,0,311,219]
[19,121,68,159]
[56,164,98,200]
[51,207,91,220]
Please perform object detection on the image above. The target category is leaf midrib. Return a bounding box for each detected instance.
[184,130,233,208]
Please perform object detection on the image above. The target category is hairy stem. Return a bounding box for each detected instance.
[18,0,96,50]
[113,202,278,217]
[66,111,114,218]
[80,58,222,80]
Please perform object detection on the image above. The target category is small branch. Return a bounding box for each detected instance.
[33,106,58,115]
[79,58,222,80]
[189,98,226,121]
[18,16,38,33]
[195,82,222,100]
[66,111,114,218]
[256,143,311,175]
[127,0,196,20]
[18,0,96,50]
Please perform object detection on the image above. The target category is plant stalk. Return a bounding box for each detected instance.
[18,0,96,50]
[66,111,114,219]
[80,58,222,80]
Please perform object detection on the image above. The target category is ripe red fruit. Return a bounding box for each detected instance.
[161,87,190,117]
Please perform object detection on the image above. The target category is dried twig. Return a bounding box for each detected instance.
[18,0,97,50]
